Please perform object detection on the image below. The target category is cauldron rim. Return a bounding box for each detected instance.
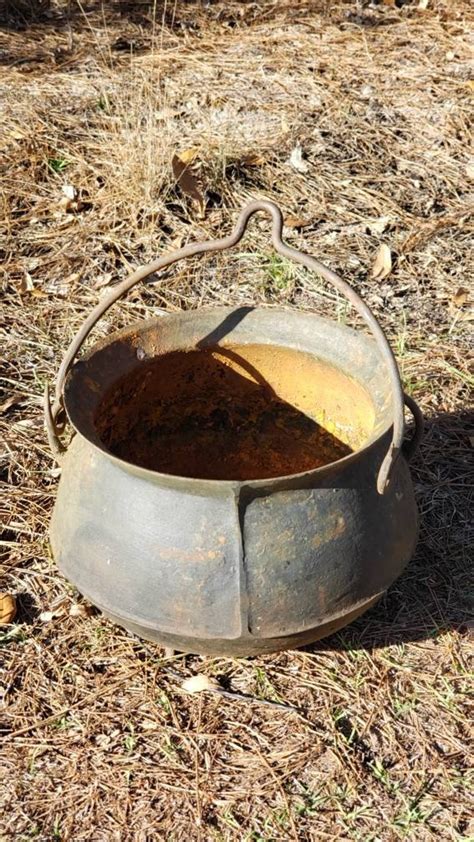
[62,304,394,491]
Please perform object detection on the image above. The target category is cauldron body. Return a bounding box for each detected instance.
[50,305,419,656]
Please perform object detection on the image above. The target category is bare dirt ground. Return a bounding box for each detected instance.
[1,1,473,839]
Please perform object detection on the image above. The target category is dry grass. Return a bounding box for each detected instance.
[1,0,473,839]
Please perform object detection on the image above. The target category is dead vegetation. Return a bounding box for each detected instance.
[1,0,473,839]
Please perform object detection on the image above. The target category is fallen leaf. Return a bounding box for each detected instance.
[169,234,185,251]
[0,593,17,625]
[62,183,76,200]
[93,272,113,289]
[418,0,429,8]
[0,394,22,414]
[59,185,91,214]
[285,215,313,229]
[181,674,221,694]
[64,271,81,285]
[452,287,469,308]
[69,603,94,618]
[240,152,266,166]
[19,272,34,294]
[59,197,77,213]
[141,719,159,731]
[59,183,76,212]
[8,127,27,141]
[39,611,54,622]
[176,147,200,165]
[26,257,41,271]
[289,145,309,174]
[371,243,393,280]
[172,154,205,217]
[13,419,35,429]
[367,216,391,236]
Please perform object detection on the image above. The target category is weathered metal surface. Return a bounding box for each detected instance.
[51,436,244,640]
[45,201,423,656]
[51,424,417,655]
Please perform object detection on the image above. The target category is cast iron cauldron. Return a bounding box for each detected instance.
[45,200,423,656]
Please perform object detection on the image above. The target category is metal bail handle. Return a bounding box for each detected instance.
[45,199,423,492]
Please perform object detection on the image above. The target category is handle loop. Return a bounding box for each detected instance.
[45,199,422,492]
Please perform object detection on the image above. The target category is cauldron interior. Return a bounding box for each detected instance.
[64,306,392,483]
[94,344,375,480]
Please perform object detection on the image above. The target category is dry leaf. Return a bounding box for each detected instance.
[285,215,312,229]
[69,603,94,618]
[59,184,91,214]
[8,127,27,141]
[59,197,76,213]
[371,243,393,280]
[367,216,391,236]
[62,184,76,200]
[289,145,309,174]
[93,272,113,289]
[19,269,45,296]
[142,719,159,731]
[59,183,77,212]
[240,152,266,167]
[181,674,221,694]
[0,394,22,414]
[39,611,54,622]
[169,234,185,251]
[172,154,205,218]
[19,272,34,294]
[0,593,17,625]
[176,147,200,165]
[418,0,429,8]
[452,287,469,308]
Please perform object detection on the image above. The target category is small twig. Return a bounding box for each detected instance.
[212,687,301,713]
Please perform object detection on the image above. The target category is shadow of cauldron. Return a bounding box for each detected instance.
[45,201,424,656]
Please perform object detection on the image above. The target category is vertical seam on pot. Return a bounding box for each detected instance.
[234,485,250,638]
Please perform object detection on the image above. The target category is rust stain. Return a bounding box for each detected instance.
[312,514,346,549]
[94,343,375,481]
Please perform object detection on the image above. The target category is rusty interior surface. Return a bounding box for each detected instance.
[94,343,376,480]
